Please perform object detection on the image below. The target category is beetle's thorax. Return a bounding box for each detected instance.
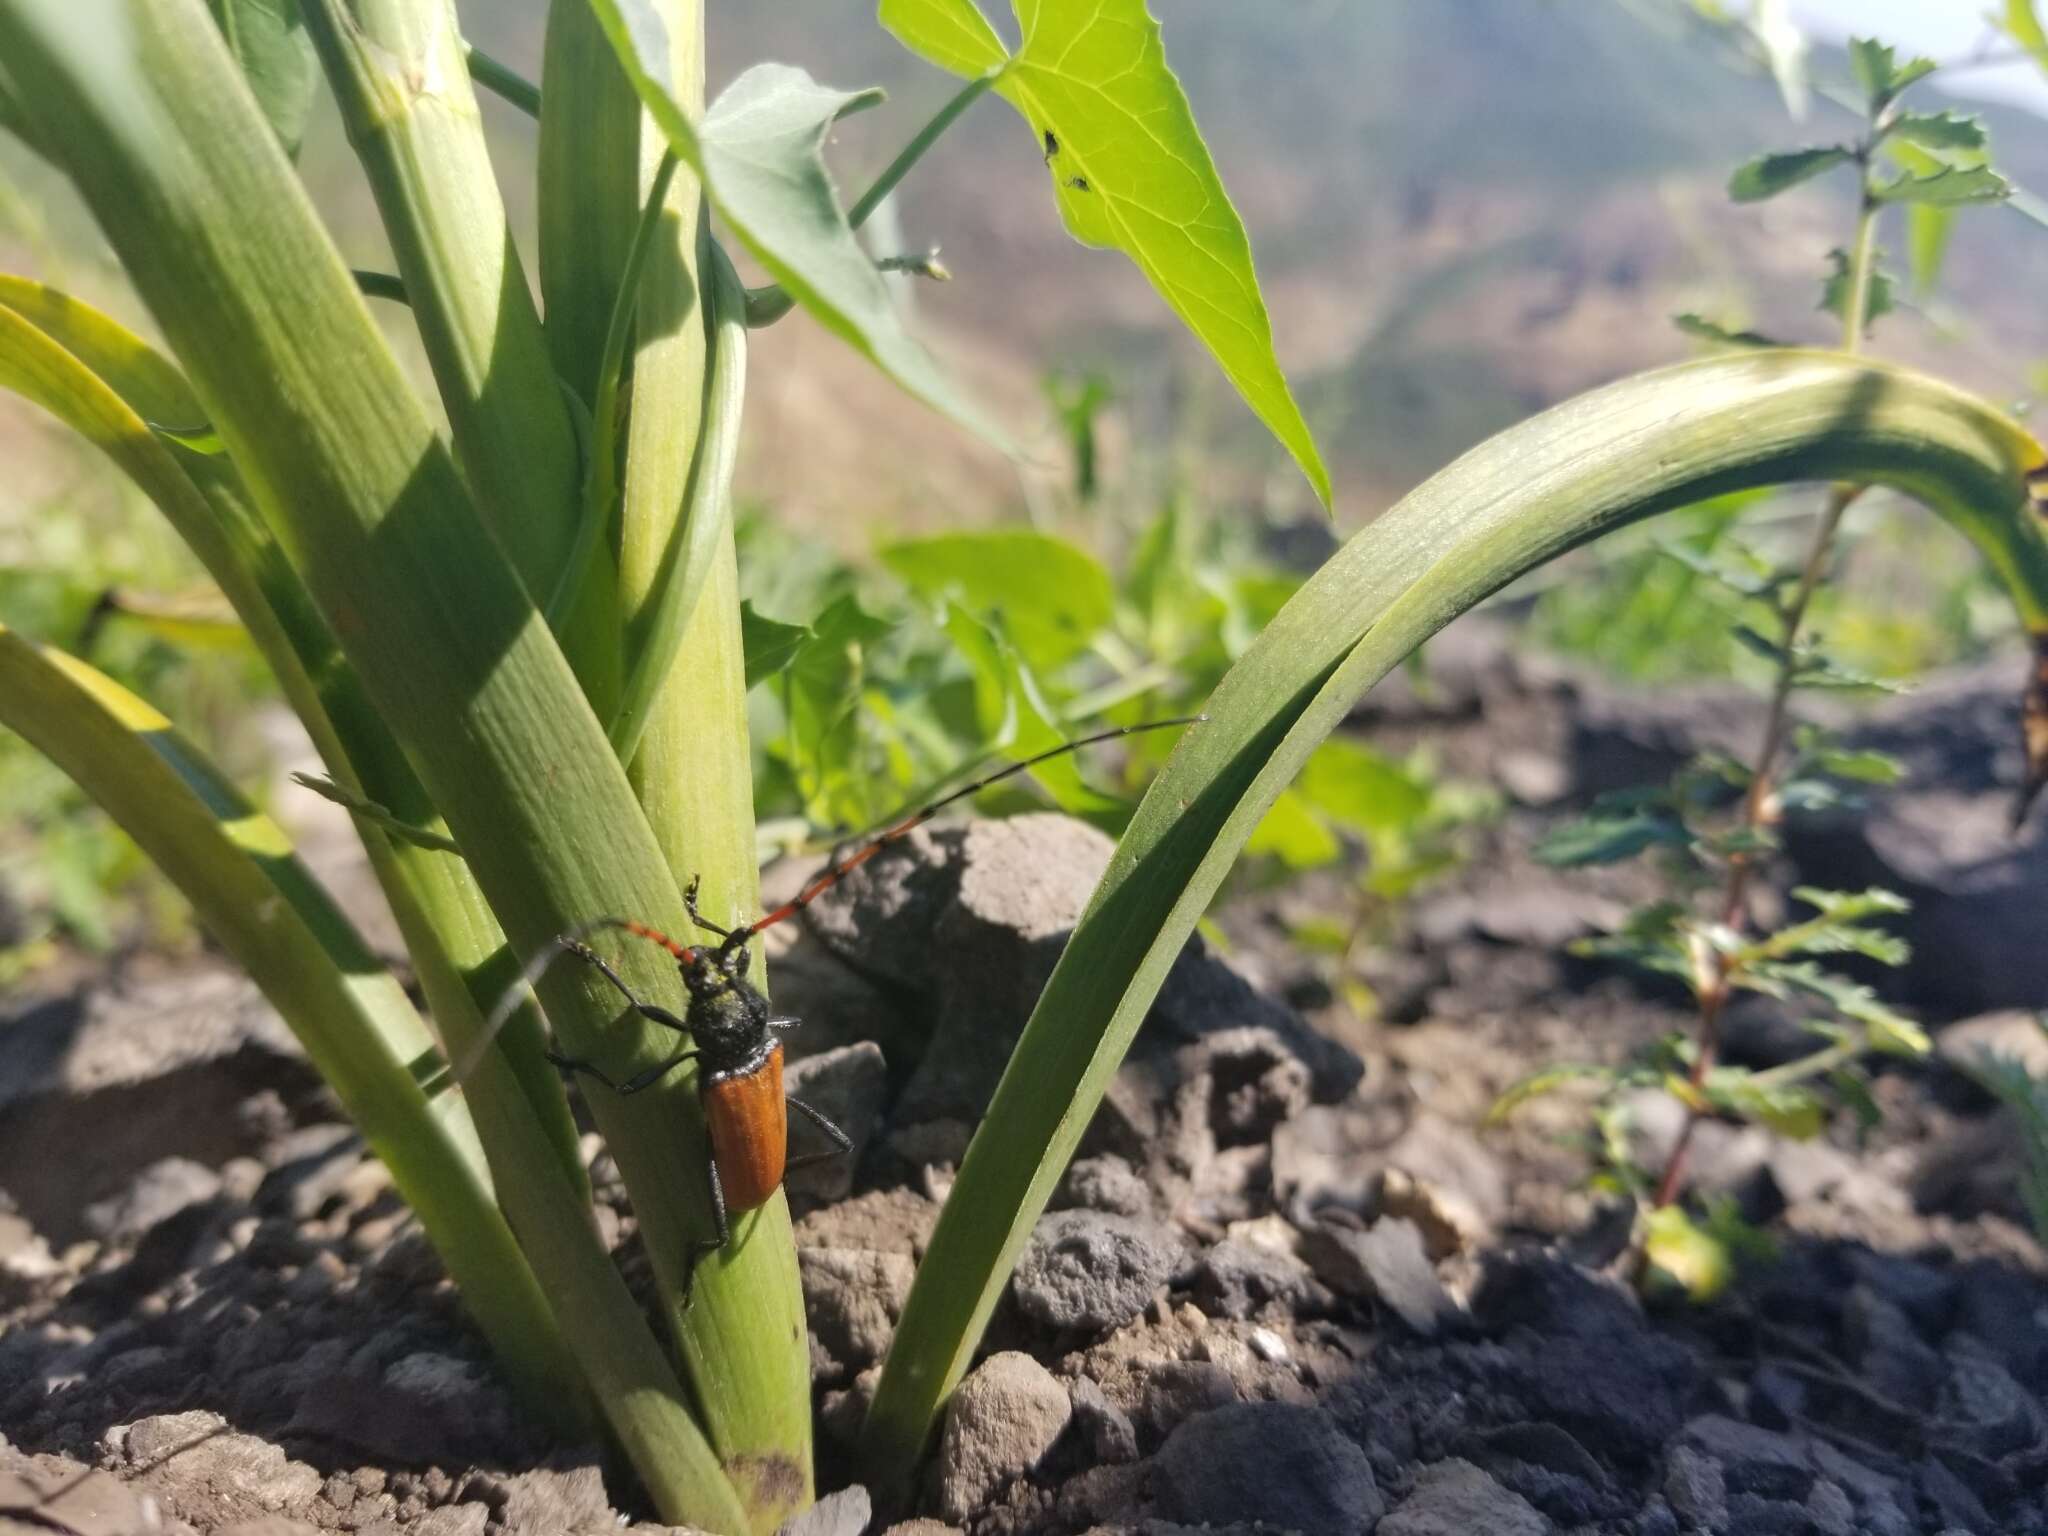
[679,948,771,1075]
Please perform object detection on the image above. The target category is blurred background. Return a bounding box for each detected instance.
[6,0,2048,964]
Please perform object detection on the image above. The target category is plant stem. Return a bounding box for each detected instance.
[850,73,995,228]
[466,41,540,117]
[1653,165,1881,1211]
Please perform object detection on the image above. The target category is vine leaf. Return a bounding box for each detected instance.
[880,0,1332,508]
[583,3,1008,451]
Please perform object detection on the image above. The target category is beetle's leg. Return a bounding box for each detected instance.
[546,1046,698,1095]
[682,875,735,939]
[681,1156,731,1306]
[765,1016,803,1033]
[558,938,691,1038]
[784,1094,854,1169]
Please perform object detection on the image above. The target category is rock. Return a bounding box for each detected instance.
[800,1249,916,1378]
[462,1463,612,1535]
[779,1485,870,1536]
[1067,1375,1138,1465]
[107,1410,322,1512]
[1938,1341,2041,1457]
[1192,1238,1325,1321]
[1056,1155,1151,1216]
[878,1524,962,1536]
[1305,1217,1455,1336]
[215,1521,326,1536]
[1273,1104,1385,1222]
[1376,1458,1548,1536]
[257,1124,364,1219]
[1956,1258,2048,1390]
[1011,1210,1190,1333]
[1676,1415,1814,1501]
[935,1352,1071,1523]
[82,1156,222,1246]
[0,1452,157,1536]
[1919,1453,1992,1531]
[412,1508,488,1536]
[1136,1361,1238,1445]
[1151,945,1363,1104]
[1844,1285,1943,1407]
[1663,1444,1727,1530]
[1154,1403,1382,1532]
[1451,1421,1626,1525]
[794,1188,938,1258]
[783,1043,888,1203]
[1937,1010,2048,1078]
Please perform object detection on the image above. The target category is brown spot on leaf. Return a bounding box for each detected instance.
[727,1451,808,1521]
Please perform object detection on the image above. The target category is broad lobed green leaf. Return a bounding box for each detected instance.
[879,0,1331,507]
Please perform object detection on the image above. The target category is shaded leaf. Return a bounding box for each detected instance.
[206,0,317,157]
[1296,736,1432,837]
[1674,312,1783,349]
[740,601,812,690]
[582,6,1007,448]
[1886,110,1988,152]
[1820,246,1895,332]
[1535,808,1687,867]
[1849,37,1935,114]
[880,0,1330,506]
[1728,145,1850,202]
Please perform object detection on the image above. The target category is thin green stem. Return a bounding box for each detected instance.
[746,73,995,328]
[466,41,540,117]
[547,147,682,630]
[1653,159,1883,1211]
[850,73,995,228]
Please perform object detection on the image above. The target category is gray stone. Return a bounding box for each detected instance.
[1844,1285,1943,1407]
[784,1043,888,1202]
[83,1156,221,1245]
[1011,1209,1189,1333]
[1154,1403,1382,1533]
[1136,1361,1238,1446]
[1192,1238,1325,1321]
[1376,1458,1548,1536]
[800,1248,916,1377]
[1663,1445,1727,1531]
[935,1352,1071,1522]
[1067,1375,1138,1464]
[1676,1416,1813,1501]
[1938,1342,2041,1457]
[106,1410,322,1510]
[779,1485,870,1536]
[1056,1154,1151,1216]
[0,1452,155,1536]
[1806,1478,1855,1536]
[462,1463,612,1535]
[1307,1217,1455,1336]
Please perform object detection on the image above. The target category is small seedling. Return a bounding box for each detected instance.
[474,718,1201,1290]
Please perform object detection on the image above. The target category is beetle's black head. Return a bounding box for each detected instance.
[678,945,770,1070]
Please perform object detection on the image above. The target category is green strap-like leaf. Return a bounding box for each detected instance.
[880,0,1332,507]
[861,350,2048,1487]
[0,625,579,1422]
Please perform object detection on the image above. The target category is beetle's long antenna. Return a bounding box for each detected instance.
[739,714,1204,940]
[453,917,697,1087]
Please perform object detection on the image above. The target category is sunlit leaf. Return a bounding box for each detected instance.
[2002,0,2048,76]
[1245,787,1341,870]
[879,0,1331,506]
[1486,1063,1614,1126]
[882,528,1114,673]
[1643,1204,1734,1301]
[1296,736,1431,836]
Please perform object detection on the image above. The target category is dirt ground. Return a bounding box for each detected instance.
[3,627,2046,1536]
